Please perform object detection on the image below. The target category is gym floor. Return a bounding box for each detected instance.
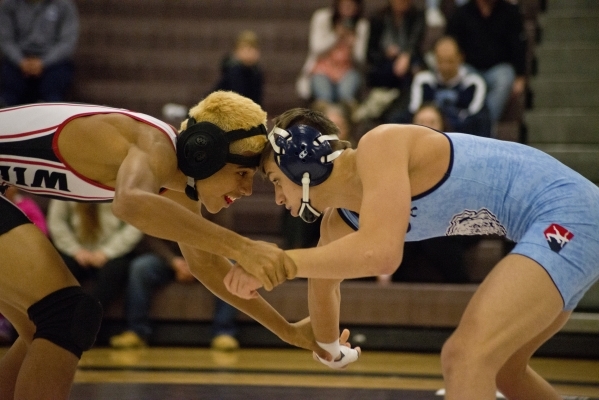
[40,346,599,399]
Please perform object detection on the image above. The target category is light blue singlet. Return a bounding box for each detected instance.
[339,132,599,309]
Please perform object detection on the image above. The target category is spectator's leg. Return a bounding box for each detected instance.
[337,69,362,104]
[211,297,239,351]
[37,61,74,102]
[0,62,28,106]
[367,59,402,89]
[58,252,91,284]
[212,297,238,337]
[126,254,173,340]
[482,63,516,124]
[90,255,131,308]
[310,74,336,103]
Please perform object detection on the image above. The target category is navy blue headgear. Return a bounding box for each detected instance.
[268,124,343,223]
[177,117,267,201]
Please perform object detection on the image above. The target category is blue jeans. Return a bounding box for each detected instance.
[478,63,516,124]
[0,60,74,106]
[125,253,237,340]
[311,69,361,103]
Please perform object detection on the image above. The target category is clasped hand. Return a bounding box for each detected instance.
[232,241,297,292]
[224,264,263,299]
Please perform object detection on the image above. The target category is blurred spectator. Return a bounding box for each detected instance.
[3,185,47,235]
[362,0,426,123]
[109,236,241,351]
[47,200,142,310]
[0,0,79,106]
[424,0,446,27]
[405,36,491,136]
[412,102,448,130]
[312,99,357,145]
[296,0,369,105]
[365,0,425,91]
[446,0,527,127]
[211,30,264,106]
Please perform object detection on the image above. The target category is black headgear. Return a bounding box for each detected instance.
[268,125,343,223]
[177,117,267,201]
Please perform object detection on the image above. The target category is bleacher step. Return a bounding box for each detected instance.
[535,44,599,75]
[525,110,599,144]
[530,78,599,108]
[530,144,599,182]
[541,13,599,41]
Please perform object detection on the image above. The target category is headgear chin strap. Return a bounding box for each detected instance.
[268,125,343,223]
[298,173,322,223]
[177,117,267,201]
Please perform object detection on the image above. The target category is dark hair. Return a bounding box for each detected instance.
[332,0,363,29]
[413,102,452,132]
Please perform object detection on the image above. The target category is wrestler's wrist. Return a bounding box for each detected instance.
[284,253,298,280]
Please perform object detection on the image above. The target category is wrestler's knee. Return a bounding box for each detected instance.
[440,329,499,378]
[27,286,103,359]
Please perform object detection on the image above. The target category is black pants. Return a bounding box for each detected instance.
[58,250,133,308]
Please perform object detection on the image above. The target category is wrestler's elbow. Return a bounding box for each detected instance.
[363,245,402,276]
[112,188,143,223]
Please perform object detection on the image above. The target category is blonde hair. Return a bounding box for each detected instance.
[236,30,259,49]
[181,90,268,155]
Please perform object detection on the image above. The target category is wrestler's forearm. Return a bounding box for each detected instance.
[113,189,251,263]
[308,278,342,344]
[179,245,293,342]
[287,231,399,280]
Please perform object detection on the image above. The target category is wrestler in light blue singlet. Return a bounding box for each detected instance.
[339,132,599,309]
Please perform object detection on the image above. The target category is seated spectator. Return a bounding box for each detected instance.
[296,0,369,106]
[47,200,142,310]
[311,100,357,145]
[406,36,491,136]
[3,185,47,235]
[211,30,264,106]
[0,0,79,106]
[109,236,241,351]
[412,102,449,130]
[363,0,426,122]
[446,0,527,128]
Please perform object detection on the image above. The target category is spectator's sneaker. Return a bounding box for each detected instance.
[109,330,147,349]
[211,334,239,351]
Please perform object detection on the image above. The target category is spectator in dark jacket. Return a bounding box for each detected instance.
[365,0,425,91]
[407,36,491,136]
[0,0,79,106]
[446,0,527,125]
[211,30,263,106]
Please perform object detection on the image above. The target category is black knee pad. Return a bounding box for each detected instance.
[27,286,103,358]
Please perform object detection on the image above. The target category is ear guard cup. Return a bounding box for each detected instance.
[177,121,230,180]
[273,125,335,186]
